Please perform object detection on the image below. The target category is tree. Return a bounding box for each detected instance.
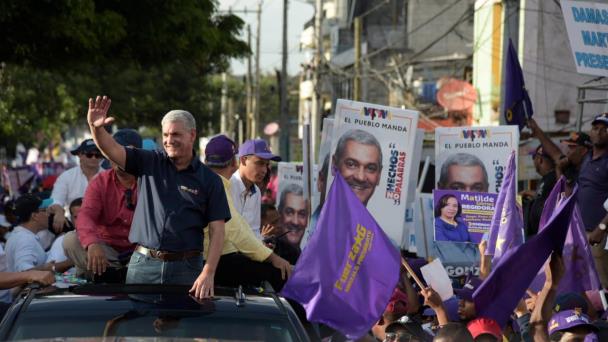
[0,0,249,154]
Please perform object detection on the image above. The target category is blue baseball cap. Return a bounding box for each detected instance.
[102,129,143,169]
[70,138,99,156]
[238,139,281,161]
[592,113,608,126]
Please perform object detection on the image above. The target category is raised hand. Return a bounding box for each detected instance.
[526,118,540,137]
[87,96,114,128]
[544,252,565,288]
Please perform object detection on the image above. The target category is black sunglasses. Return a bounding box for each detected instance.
[124,189,135,210]
[84,152,102,159]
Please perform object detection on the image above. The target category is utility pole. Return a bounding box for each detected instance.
[220,72,228,134]
[311,0,323,163]
[253,0,263,139]
[279,0,289,161]
[246,24,253,140]
[354,16,362,101]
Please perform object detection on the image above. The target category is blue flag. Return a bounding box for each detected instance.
[504,39,533,130]
[485,151,524,264]
[473,185,578,328]
[280,169,400,339]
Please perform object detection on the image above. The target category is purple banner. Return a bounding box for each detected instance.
[433,190,498,243]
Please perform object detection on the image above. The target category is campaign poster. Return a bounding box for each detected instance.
[277,162,310,248]
[435,126,519,194]
[415,193,480,280]
[310,118,334,215]
[326,99,419,245]
[433,190,498,244]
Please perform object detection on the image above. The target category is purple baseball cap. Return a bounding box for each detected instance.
[238,139,281,161]
[423,296,460,322]
[547,309,597,336]
[205,135,238,166]
[454,276,483,301]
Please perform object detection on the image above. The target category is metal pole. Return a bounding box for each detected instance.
[253,0,263,139]
[311,0,323,163]
[354,16,362,101]
[280,0,290,161]
[577,87,585,132]
[246,24,253,139]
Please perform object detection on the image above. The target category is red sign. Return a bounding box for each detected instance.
[436,79,478,112]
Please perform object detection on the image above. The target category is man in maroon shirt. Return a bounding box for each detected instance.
[63,129,142,279]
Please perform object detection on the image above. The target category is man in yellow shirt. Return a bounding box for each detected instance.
[203,135,292,291]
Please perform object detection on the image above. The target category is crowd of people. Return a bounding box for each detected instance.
[0,95,607,342]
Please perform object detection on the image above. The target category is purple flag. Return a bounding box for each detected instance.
[485,151,524,264]
[280,169,400,339]
[504,38,533,130]
[473,184,577,328]
[530,177,600,293]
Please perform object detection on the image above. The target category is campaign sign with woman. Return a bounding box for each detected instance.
[433,190,498,243]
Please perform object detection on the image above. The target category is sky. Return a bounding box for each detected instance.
[218,0,315,76]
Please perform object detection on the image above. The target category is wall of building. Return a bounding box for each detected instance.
[521,0,605,132]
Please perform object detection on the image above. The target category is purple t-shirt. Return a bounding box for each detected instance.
[577,151,608,230]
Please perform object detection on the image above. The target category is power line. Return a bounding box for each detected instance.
[363,0,468,61]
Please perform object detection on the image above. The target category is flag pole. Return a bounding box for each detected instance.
[417,156,431,259]
[401,257,426,289]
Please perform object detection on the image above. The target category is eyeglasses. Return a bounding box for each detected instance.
[124,189,135,210]
[84,152,102,159]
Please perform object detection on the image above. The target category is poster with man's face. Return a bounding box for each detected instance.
[326,99,419,244]
[277,162,310,248]
[435,126,519,194]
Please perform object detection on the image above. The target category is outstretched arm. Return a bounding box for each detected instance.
[87,96,126,169]
[527,118,563,164]
[530,253,564,342]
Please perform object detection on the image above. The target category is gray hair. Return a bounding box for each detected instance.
[161,110,196,131]
[438,153,489,188]
[334,129,383,166]
[278,183,304,213]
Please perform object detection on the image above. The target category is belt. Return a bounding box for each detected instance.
[135,245,202,262]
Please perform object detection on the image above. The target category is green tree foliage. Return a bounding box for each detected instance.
[0,0,249,153]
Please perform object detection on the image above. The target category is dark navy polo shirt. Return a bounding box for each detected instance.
[124,147,231,252]
[577,151,608,230]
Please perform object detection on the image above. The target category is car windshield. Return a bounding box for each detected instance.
[7,290,300,342]
[9,312,296,341]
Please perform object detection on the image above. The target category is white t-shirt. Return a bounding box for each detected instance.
[50,166,98,209]
[0,244,12,303]
[230,171,262,239]
[5,226,47,272]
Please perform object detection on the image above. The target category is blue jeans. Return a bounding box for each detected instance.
[125,251,204,285]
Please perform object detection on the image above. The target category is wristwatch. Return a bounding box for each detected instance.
[599,223,607,231]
